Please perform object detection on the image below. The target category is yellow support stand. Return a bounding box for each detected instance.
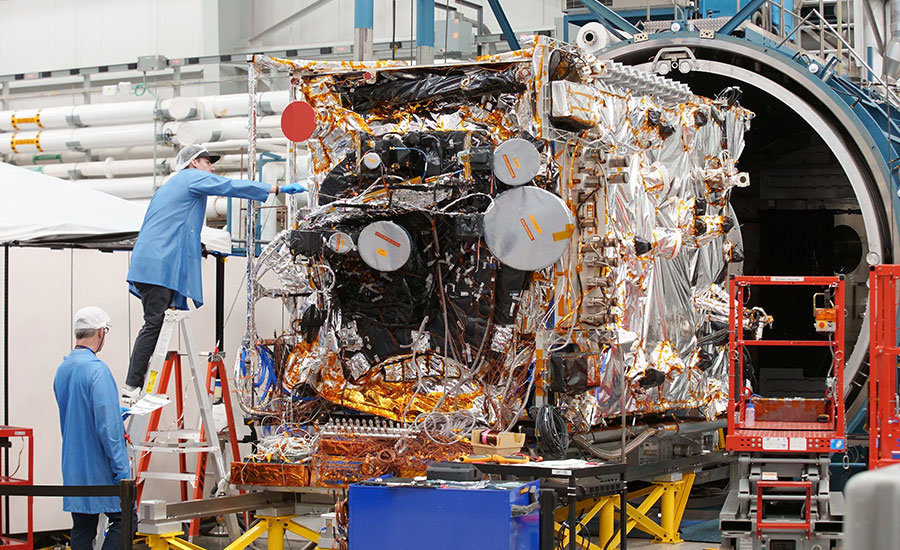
[554,472,696,548]
[224,515,320,550]
[141,531,206,550]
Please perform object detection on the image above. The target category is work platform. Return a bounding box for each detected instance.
[133,450,733,550]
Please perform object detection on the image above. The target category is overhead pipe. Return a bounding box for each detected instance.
[202,138,291,154]
[0,121,179,155]
[198,91,290,119]
[9,140,290,168]
[207,197,230,219]
[30,158,169,180]
[79,171,245,200]
[94,192,234,224]
[77,145,177,161]
[7,151,89,165]
[0,97,196,131]
[127,196,228,223]
[0,91,290,133]
[175,116,284,145]
[24,154,257,180]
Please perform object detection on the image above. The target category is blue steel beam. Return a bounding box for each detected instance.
[417,0,435,49]
[486,0,520,51]
[577,0,639,36]
[355,0,374,29]
[718,0,767,36]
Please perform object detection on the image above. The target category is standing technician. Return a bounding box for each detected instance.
[54,306,130,550]
[122,145,305,402]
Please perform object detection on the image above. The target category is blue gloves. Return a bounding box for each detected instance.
[281,182,308,194]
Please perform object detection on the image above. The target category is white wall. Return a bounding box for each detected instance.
[2,246,286,532]
[0,0,559,76]
[0,0,210,75]
[241,0,558,50]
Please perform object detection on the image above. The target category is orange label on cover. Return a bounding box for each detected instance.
[375,231,401,247]
[552,224,575,241]
[503,154,516,179]
[520,218,535,241]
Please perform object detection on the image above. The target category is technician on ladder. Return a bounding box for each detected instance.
[122,144,306,403]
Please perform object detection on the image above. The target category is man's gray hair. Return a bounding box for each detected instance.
[74,327,98,339]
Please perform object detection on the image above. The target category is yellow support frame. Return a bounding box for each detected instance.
[141,531,207,550]
[224,515,320,550]
[138,514,321,550]
[554,472,695,548]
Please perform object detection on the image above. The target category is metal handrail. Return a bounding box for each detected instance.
[764,2,900,115]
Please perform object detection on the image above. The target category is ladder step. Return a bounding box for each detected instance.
[139,472,199,484]
[133,444,221,454]
[149,429,202,441]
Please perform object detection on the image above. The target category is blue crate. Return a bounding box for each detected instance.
[349,479,540,550]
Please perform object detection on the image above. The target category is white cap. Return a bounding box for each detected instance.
[73,306,111,331]
[174,144,221,171]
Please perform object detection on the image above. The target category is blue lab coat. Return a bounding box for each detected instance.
[126,169,270,309]
[53,348,131,514]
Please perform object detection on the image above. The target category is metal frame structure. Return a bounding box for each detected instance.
[474,461,627,550]
[555,473,695,547]
[726,275,846,453]
[867,264,900,468]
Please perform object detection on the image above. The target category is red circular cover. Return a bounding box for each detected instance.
[280,101,317,142]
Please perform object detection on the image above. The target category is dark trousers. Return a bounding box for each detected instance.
[71,512,122,550]
[126,282,175,389]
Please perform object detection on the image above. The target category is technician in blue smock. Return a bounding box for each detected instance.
[54,306,131,550]
[122,145,306,402]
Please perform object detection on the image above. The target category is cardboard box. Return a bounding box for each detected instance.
[470,429,525,456]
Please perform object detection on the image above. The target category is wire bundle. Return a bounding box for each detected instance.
[534,404,569,459]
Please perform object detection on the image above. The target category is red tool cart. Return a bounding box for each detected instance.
[0,426,33,550]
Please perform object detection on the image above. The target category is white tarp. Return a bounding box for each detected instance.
[0,161,231,253]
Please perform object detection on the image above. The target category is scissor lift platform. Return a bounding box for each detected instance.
[720,276,845,550]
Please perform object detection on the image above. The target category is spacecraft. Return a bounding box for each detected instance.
[233,37,761,484]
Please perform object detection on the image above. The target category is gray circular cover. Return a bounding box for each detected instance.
[483,186,575,271]
[358,221,412,271]
[492,138,541,186]
[326,231,354,253]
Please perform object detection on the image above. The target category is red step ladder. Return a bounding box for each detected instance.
[129,310,240,538]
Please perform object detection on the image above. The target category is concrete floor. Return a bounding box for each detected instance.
[625,542,715,550]
[136,514,721,550]
[180,535,717,550]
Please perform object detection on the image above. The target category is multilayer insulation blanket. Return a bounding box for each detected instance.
[239,37,759,438]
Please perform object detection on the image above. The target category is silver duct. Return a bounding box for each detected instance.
[883,0,900,79]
